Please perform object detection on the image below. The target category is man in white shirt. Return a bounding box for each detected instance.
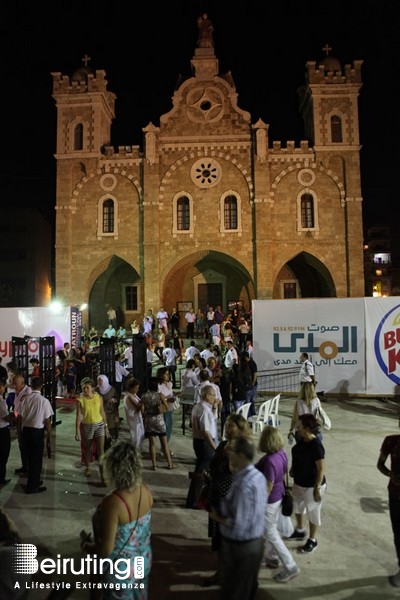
[245,339,254,359]
[162,343,178,388]
[18,377,53,494]
[14,375,32,475]
[157,307,169,334]
[186,384,219,508]
[184,308,196,339]
[115,353,130,397]
[185,340,200,362]
[194,369,222,409]
[124,343,133,371]
[224,340,238,370]
[200,343,214,362]
[209,322,221,346]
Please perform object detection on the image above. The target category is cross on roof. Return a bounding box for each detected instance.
[322,44,332,57]
[81,54,91,67]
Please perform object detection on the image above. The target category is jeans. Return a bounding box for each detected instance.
[245,386,256,417]
[163,410,173,441]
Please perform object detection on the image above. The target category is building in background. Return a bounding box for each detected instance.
[51,16,365,331]
[0,207,52,307]
[364,225,400,297]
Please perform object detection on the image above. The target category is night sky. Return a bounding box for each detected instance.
[2,0,399,254]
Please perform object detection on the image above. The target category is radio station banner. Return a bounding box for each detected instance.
[0,306,77,362]
[253,297,400,396]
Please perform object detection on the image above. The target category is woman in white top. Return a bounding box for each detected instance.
[124,378,145,450]
[180,359,199,392]
[288,393,322,443]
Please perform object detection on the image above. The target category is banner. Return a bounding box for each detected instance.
[252,297,400,396]
[365,298,400,395]
[0,306,71,362]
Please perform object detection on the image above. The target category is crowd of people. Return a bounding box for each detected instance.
[2,305,399,599]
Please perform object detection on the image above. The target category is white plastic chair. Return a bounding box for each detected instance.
[267,393,281,427]
[248,398,272,434]
[235,402,253,419]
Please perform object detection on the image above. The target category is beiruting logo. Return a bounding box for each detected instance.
[12,544,145,592]
[374,303,400,386]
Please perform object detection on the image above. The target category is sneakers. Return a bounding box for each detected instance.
[389,570,400,587]
[298,538,318,553]
[265,558,281,569]
[287,528,306,540]
[273,565,300,583]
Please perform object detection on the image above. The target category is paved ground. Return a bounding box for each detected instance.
[1,387,400,600]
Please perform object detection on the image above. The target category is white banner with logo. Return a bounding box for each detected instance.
[0,306,72,363]
[365,297,400,395]
[253,297,400,396]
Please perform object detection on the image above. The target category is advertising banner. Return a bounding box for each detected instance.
[0,306,72,362]
[365,298,400,396]
[253,297,400,396]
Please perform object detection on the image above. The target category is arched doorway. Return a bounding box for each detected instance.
[89,256,140,331]
[274,252,336,298]
[162,250,255,316]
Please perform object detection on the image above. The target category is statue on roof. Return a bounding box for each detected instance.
[197,13,214,48]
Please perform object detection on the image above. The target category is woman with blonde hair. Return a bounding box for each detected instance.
[203,413,252,587]
[255,425,300,583]
[80,440,153,599]
[288,392,323,442]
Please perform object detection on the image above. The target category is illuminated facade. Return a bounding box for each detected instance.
[52,23,365,330]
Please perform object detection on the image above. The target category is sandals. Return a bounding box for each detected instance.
[168,463,177,470]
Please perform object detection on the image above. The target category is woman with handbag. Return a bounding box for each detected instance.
[255,426,300,583]
[141,376,174,470]
[288,368,323,443]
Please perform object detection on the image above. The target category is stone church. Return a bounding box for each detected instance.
[52,15,364,332]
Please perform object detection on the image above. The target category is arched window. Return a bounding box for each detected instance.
[177,197,190,230]
[331,115,342,143]
[173,193,194,234]
[97,196,118,237]
[220,192,242,233]
[103,199,114,233]
[74,124,83,150]
[224,195,238,230]
[300,193,314,229]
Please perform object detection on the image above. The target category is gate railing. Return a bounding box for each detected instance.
[256,366,300,398]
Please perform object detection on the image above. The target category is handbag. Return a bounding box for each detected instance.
[281,471,293,517]
[196,476,211,510]
[316,404,331,430]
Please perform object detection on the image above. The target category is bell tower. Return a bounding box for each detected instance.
[298,45,363,150]
[51,54,116,158]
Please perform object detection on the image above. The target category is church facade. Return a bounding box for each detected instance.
[52,23,364,331]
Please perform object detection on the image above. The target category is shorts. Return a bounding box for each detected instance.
[292,482,326,526]
[82,421,106,440]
